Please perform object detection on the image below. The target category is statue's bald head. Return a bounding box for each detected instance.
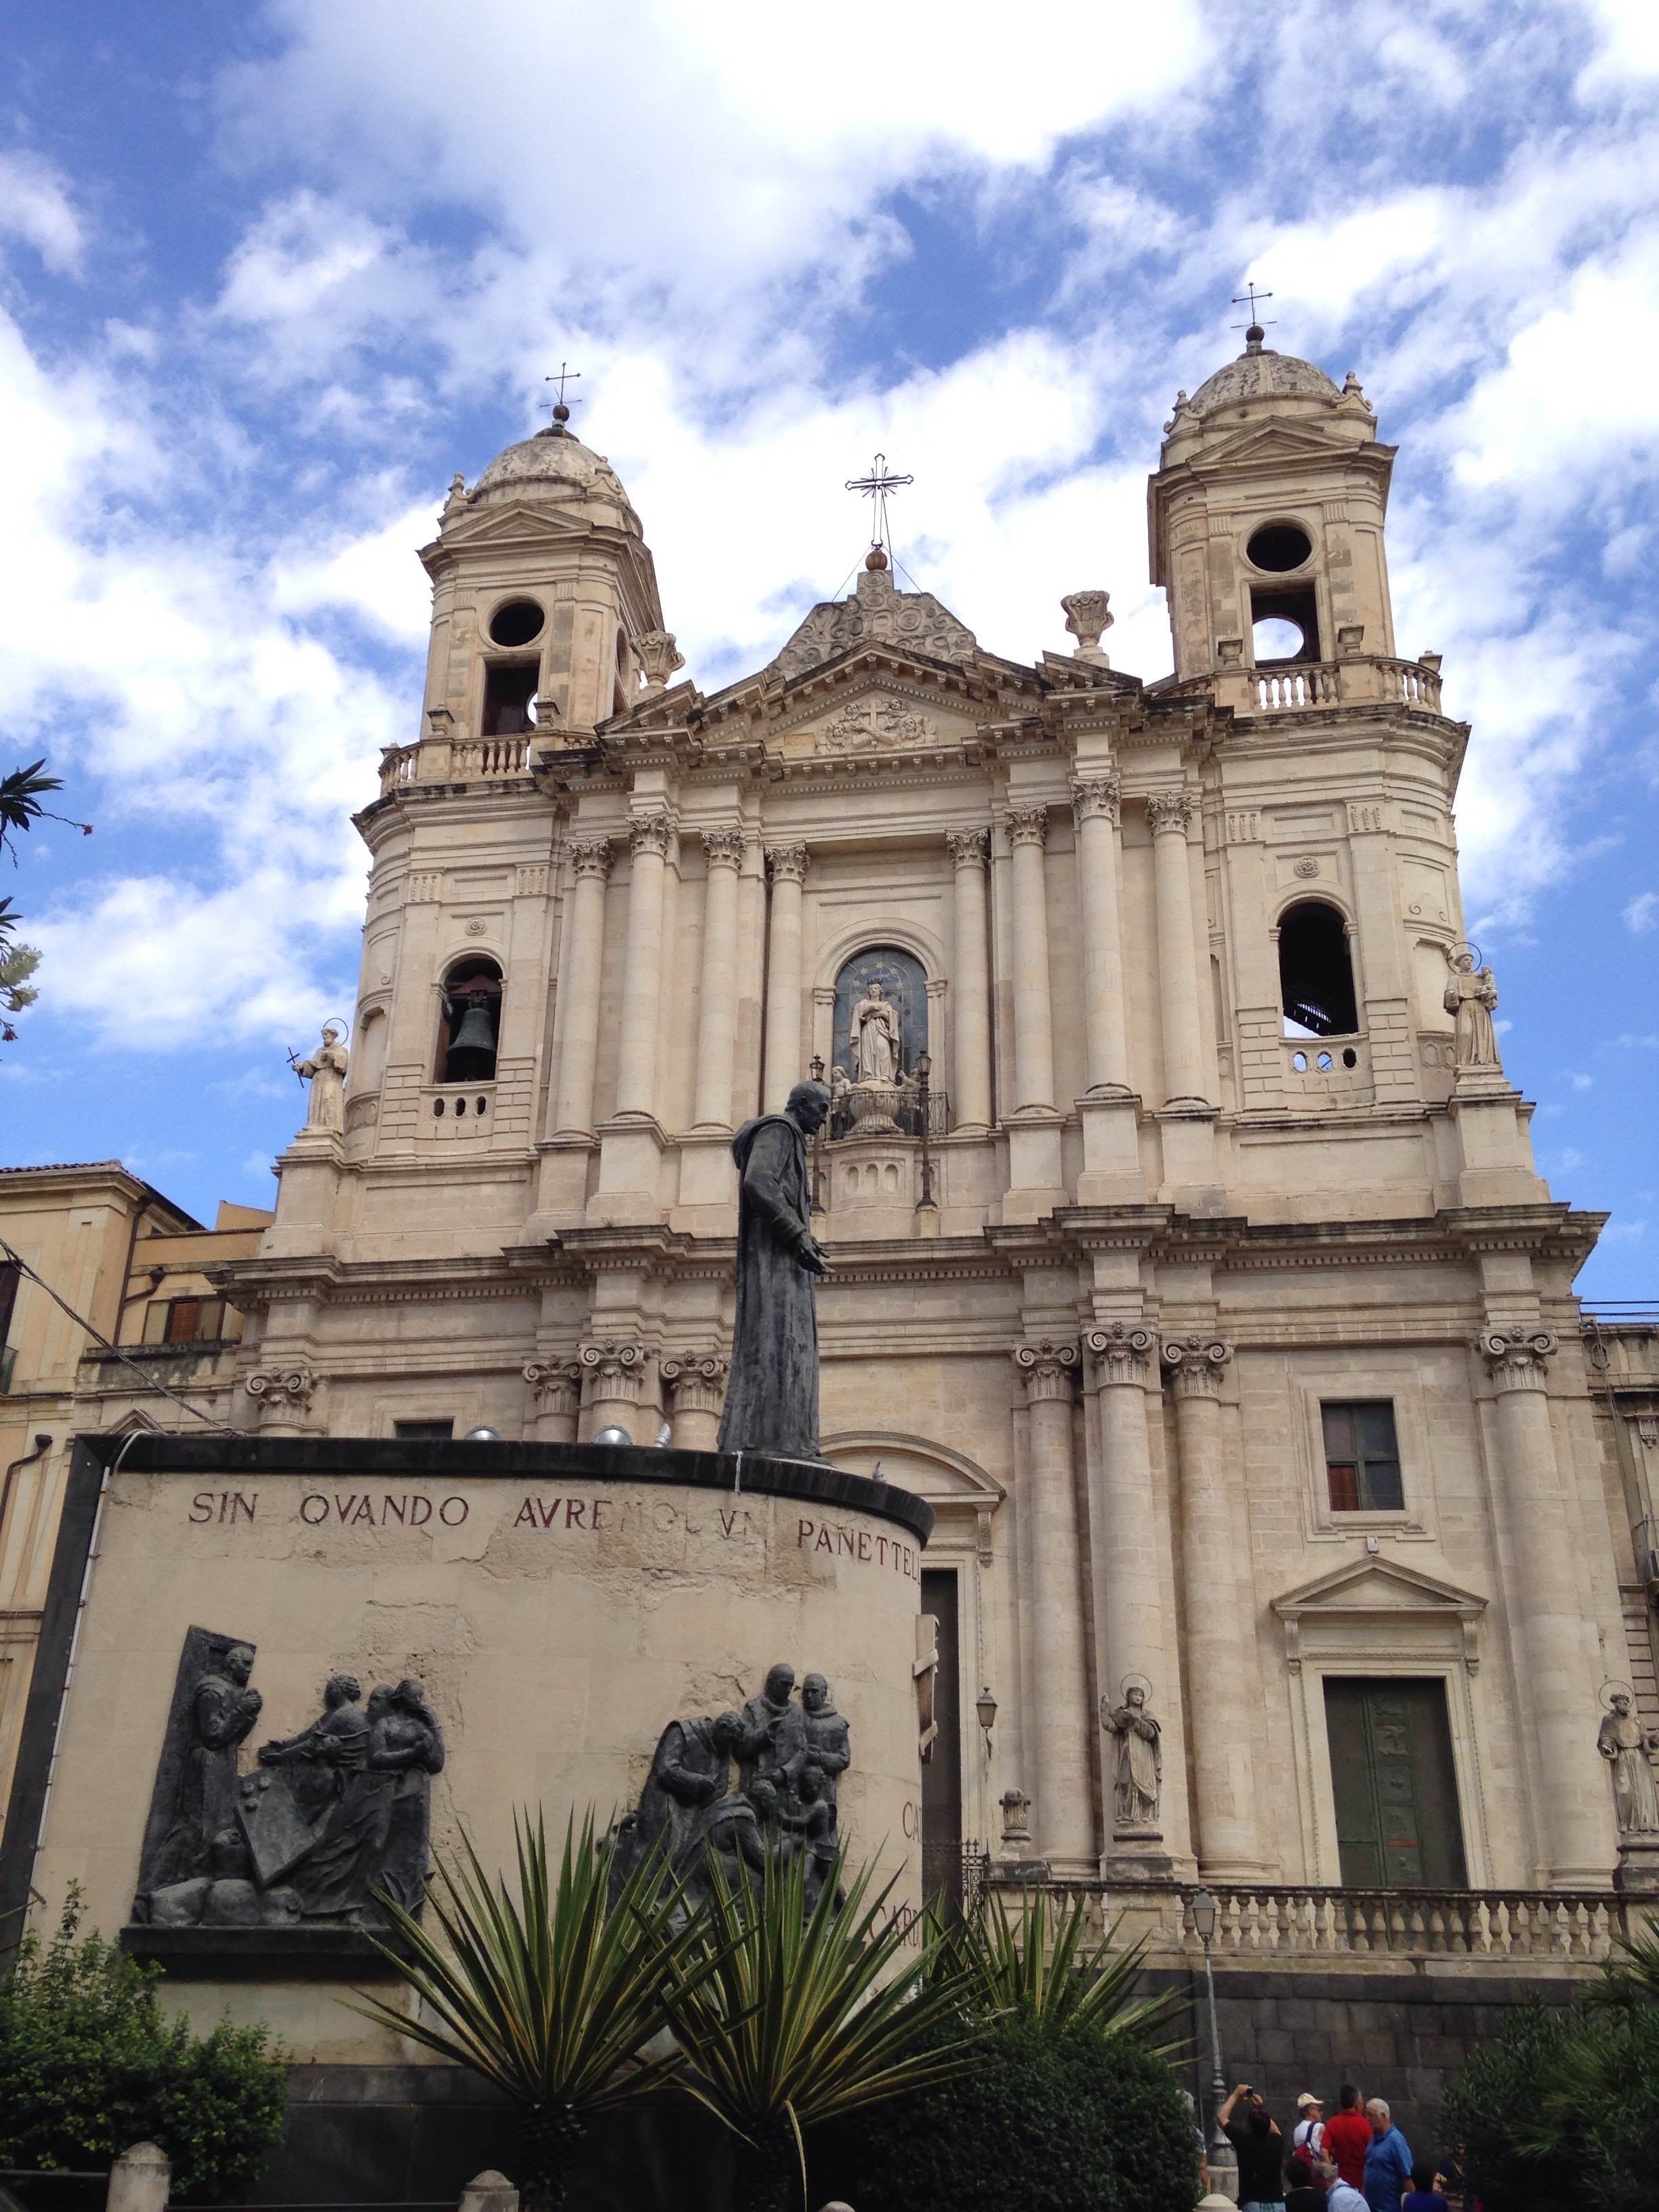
[786,1081,831,1134]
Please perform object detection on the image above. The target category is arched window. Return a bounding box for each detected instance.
[436,956,503,1082]
[833,947,928,1086]
[1279,901,1357,1037]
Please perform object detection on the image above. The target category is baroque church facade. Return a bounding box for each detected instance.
[211,328,1647,1908]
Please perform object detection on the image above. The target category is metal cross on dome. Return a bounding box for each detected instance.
[844,451,914,557]
[1230,282,1275,333]
[541,362,583,426]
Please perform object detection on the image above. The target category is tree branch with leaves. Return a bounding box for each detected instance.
[1,759,91,1042]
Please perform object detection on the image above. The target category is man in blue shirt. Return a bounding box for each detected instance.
[1363,2098,1413,2212]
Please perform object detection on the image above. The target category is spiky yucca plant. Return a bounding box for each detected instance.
[663,1846,989,2212]
[350,1811,703,2212]
[953,1884,1184,2051]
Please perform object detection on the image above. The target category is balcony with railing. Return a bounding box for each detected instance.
[1157,651,1444,719]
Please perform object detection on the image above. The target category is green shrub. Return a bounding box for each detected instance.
[814,2016,1200,2212]
[0,1887,287,2198]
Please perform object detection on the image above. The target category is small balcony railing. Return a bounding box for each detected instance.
[1176,1884,1623,1961]
[1156,653,1444,718]
[377,732,533,796]
[827,1084,951,1143]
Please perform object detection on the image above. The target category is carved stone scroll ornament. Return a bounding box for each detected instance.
[615,1664,848,1914]
[659,1350,730,1420]
[1004,805,1050,851]
[701,825,746,872]
[1012,1338,1078,1401]
[1071,776,1121,828]
[567,836,615,882]
[523,1359,582,1421]
[767,588,979,681]
[1477,1326,1558,1393]
[628,812,674,861]
[1160,1334,1233,1398]
[1084,1322,1156,1388]
[136,1650,444,1933]
[765,842,809,886]
[1145,790,1196,838]
[945,826,989,869]
[245,1368,319,1415]
[636,629,685,691]
[816,697,937,753]
[579,1338,649,1403]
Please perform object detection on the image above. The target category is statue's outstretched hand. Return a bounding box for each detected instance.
[798,1233,832,1277]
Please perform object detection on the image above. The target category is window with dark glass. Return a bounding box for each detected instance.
[0,1258,18,1393]
[1322,1400,1403,1511]
[395,1419,454,1441]
[1280,900,1358,1036]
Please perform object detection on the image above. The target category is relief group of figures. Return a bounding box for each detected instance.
[134,1633,445,1929]
[617,1663,852,1911]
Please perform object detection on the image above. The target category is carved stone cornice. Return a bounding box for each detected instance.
[1145,789,1195,837]
[661,1349,730,1414]
[1004,804,1050,850]
[579,1338,649,1401]
[1478,1326,1559,1393]
[523,1359,582,1416]
[1084,1322,1156,1387]
[1012,1338,1078,1402]
[701,825,745,870]
[567,835,615,881]
[946,826,990,868]
[766,842,809,885]
[1071,775,1121,827]
[245,1368,319,1412]
[628,813,673,860]
[1160,1332,1233,1398]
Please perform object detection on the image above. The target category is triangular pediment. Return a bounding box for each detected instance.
[769,581,979,682]
[1197,422,1364,471]
[1273,1555,1486,1620]
[783,665,983,756]
[823,1432,1004,1560]
[429,500,597,552]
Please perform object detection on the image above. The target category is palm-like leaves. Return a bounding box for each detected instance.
[954,1885,1184,2051]
[663,1847,988,2212]
[349,1811,701,2208]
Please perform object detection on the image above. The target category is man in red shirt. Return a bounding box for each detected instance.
[1326,2085,1372,2191]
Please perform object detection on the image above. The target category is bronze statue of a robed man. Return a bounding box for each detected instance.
[716,1081,832,1461]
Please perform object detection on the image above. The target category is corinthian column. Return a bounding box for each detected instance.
[1012,1340,1095,1870]
[1006,806,1056,1113]
[1083,1324,1170,1830]
[692,827,744,1129]
[552,836,613,1136]
[1071,777,1130,1096]
[762,843,808,1112]
[947,827,993,1130]
[614,814,672,1118]
[1146,790,1208,1105]
[1161,1334,1262,1877]
[1479,1328,1609,1883]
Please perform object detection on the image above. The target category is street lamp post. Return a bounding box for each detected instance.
[1189,1888,1238,2201]
[915,1050,936,1211]
[808,1054,827,1217]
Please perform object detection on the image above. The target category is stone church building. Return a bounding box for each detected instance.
[193,321,1656,1933]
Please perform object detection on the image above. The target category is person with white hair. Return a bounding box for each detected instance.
[1363,2097,1414,2212]
[1315,2154,1368,2212]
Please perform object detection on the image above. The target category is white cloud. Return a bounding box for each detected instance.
[1567,1070,1595,1090]
[1624,891,1659,934]
[0,151,85,276]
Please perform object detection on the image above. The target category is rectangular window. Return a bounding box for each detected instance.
[395,1419,454,1441]
[1322,1400,1403,1512]
[481,663,537,736]
[141,1296,228,1345]
[0,1261,18,1393]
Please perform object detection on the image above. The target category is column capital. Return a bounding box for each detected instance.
[579,1337,649,1401]
[1012,1338,1078,1401]
[946,825,990,867]
[1161,1332,1233,1397]
[1071,775,1121,827]
[701,825,745,870]
[661,1349,730,1415]
[523,1359,581,1416]
[1145,788,1196,838]
[246,1367,319,1416]
[1084,1321,1156,1387]
[1478,1326,1559,1392]
[1004,804,1050,850]
[766,842,809,884]
[628,813,673,860]
[567,835,615,880]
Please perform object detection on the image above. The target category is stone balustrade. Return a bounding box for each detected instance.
[377,733,533,796]
[1180,1885,1623,1961]
[1158,653,1443,717]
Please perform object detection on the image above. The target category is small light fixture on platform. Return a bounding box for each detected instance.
[463,1426,502,1441]
[976,1684,998,1759]
[594,1425,632,1447]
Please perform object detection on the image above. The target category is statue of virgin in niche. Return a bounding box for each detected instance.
[851,981,901,1086]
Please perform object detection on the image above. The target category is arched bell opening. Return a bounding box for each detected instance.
[1279,901,1358,1038]
[436,956,503,1082]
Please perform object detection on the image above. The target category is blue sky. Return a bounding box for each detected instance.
[1,0,1656,1297]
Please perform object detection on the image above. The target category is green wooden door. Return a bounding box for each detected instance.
[1324,1677,1468,1889]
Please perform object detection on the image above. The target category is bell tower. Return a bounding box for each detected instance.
[1149,323,1395,682]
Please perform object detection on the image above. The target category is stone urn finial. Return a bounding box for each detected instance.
[1061,589,1113,665]
[636,629,685,691]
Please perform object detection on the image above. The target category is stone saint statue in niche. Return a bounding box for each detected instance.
[851,980,901,1086]
[1443,949,1501,1072]
[296,1023,349,1134]
[716,1082,832,1461]
[1101,1683,1163,1833]
[1599,1691,1659,1836]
